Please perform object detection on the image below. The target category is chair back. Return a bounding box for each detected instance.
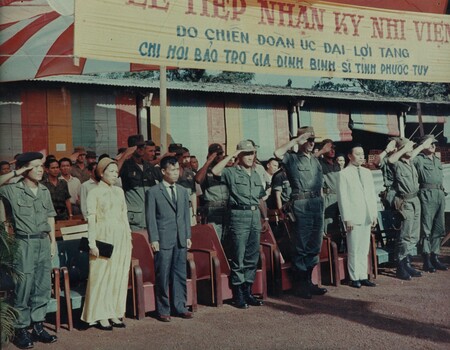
[131,231,155,284]
[191,224,230,274]
[55,240,90,286]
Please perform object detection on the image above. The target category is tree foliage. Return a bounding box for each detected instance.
[312,78,450,101]
[94,69,254,84]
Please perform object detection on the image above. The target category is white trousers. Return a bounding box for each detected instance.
[346,224,371,281]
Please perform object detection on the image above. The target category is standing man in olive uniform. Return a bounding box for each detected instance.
[414,135,447,272]
[0,152,57,349]
[388,137,434,280]
[316,139,341,238]
[120,134,162,230]
[374,138,398,210]
[195,143,229,240]
[212,140,268,309]
[274,127,327,299]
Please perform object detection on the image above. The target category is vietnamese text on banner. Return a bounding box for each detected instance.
[74,0,450,82]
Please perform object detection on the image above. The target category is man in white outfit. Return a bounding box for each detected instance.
[337,144,378,288]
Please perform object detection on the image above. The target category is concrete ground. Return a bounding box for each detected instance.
[3,248,450,350]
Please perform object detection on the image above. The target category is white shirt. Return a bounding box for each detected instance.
[162,180,177,201]
[60,175,81,205]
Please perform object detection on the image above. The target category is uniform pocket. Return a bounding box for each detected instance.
[18,199,33,216]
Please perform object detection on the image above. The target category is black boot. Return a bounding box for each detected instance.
[307,268,327,295]
[294,271,312,299]
[31,322,57,344]
[430,253,448,271]
[396,258,412,280]
[243,282,263,306]
[422,253,436,273]
[13,328,33,349]
[232,284,249,309]
[404,255,422,277]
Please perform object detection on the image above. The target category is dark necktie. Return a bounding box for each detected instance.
[357,167,364,188]
[169,185,177,208]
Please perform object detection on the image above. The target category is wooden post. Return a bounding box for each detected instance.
[160,66,167,153]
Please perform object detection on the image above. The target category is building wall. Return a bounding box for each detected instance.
[0,85,290,163]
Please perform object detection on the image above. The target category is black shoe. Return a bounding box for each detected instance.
[157,315,171,322]
[422,254,436,273]
[360,279,376,287]
[243,283,264,306]
[430,253,448,271]
[14,328,34,349]
[404,256,422,277]
[350,280,361,288]
[95,322,113,331]
[309,284,327,295]
[232,285,249,309]
[396,259,412,281]
[110,321,126,328]
[294,282,312,299]
[31,322,57,343]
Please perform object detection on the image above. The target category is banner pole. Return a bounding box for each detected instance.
[160,66,167,153]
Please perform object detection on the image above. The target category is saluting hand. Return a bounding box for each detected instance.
[297,132,313,145]
[385,140,396,153]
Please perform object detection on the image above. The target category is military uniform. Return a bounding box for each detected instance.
[319,158,340,235]
[392,159,421,260]
[379,157,396,209]
[221,165,265,287]
[0,180,56,329]
[283,152,324,274]
[71,163,90,183]
[177,167,197,225]
[271,170,292,209]
[414,153,446,264]
[120,158,161,230]
[201,167,229,240]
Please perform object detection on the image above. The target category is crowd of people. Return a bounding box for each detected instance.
[0,127,447,349]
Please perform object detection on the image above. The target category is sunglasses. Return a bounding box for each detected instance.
[307,138,315,143]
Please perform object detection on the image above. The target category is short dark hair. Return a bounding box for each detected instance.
[58,157,72,166]
[182,147,190,153]
[87,162,97,171]
[160,156,178,170]
[44,158,59,168]
[145,140,156,147]
[0,160,9,168]
[347,143,364,155]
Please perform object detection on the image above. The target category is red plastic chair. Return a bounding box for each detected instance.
[190,224,267,306]
[131,230,197,319]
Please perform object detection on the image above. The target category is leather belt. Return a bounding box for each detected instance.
[206,201,227,208]
[231,205,258,211]
[420,183,442,190]
[323,188,336,195]
[396,192,418,200]
[16,232,48,239]
[291,191,321,200]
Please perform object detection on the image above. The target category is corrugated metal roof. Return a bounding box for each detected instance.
[33,75,450,105]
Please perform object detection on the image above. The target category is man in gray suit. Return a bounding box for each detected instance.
[145,156,193,322]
